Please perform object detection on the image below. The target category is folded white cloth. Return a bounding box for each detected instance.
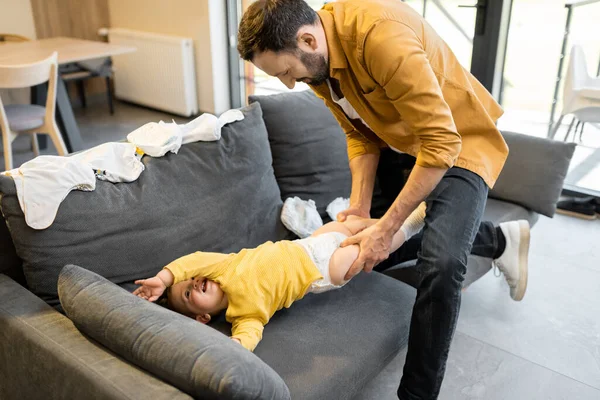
[326,197,350,222]
[127,110,245,156]
[127,120,183,157]
[181,109,244,144]
[4,156,96,230]
[281,196,323,239]
[2,142,146,229]
[71,142,144,183]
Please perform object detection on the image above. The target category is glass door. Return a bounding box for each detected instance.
[497,0,600,196]
[228,0,512,107]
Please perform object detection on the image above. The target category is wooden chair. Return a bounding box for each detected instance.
[0,52,68,171]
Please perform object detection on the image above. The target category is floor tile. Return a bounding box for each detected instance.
[457,250,600,389]
[441,333,600,400]
[531,215,600,273]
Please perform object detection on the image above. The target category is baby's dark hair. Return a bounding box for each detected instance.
[155,287,171,309]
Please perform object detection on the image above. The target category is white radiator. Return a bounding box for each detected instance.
[108,28,198,117]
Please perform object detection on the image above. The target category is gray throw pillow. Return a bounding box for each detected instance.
[249,91,351,219]
[489,131,576,217]
[0,102,291,307]
[58,264,290,400]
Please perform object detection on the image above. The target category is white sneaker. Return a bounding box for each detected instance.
[493,220,530,301]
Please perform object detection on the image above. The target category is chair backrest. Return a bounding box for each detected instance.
[567,45,591,91]
[562,45,597,115]
[0,52,58,89]
[0,52,59,129]
[0,33,30,43]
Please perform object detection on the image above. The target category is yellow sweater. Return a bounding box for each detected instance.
[164,241,322,351]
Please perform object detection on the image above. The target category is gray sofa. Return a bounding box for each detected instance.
[0,91,575,399]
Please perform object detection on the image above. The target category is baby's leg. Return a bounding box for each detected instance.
[311,217,376,238]
[311,218,377,285]
[311,221,353,237]
[329,244,360,286]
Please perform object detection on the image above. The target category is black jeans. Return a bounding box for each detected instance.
[372,150,495,399]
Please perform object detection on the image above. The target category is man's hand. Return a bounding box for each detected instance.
[337,206,369,222]
[133,276,167,302]
[340,221,394,280]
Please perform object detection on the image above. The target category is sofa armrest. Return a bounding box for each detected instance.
[489,131,576,217]
[0,274,192,400]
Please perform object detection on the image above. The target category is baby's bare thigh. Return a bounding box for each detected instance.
[311,221,353,237]
[329,244,360,286]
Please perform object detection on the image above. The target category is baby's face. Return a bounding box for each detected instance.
[168,276,226,319]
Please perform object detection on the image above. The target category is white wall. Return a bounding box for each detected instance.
[107,0,231,114]
[0,0,37,104]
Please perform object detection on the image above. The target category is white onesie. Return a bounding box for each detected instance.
[5,156,96,230]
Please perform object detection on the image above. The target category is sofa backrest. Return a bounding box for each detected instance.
[249,91,351,220]
[0,103,292,308]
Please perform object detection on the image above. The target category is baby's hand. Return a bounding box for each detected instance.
[133,276,167,302]
[231,337,242,345]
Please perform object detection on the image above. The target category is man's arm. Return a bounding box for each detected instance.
[341,20,462,277]
[313,94,381,220]
[379,165,445,234]
[344,152,380,219]
[361,20,459,233]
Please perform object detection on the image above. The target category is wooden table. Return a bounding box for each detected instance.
[0,37,135,152]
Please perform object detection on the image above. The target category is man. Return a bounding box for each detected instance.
[237,1,528,398]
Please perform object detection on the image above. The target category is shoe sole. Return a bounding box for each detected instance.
[513,220,530,301]
[556,208,597,220]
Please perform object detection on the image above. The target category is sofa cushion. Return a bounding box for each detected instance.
[490,131,575,217]
[249,91,351,220]
[0,102,291,307]
[58,265,290,400]
[482,197,539,226]
[60,264,415,400]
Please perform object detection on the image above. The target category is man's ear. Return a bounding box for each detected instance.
[298,32,318,51]
[196,313,211,324]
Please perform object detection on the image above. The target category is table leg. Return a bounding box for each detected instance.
[30,85,48,149]
[55,76,84,152]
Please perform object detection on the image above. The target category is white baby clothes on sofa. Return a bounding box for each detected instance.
[281,197,323,238]
[127,110,245,156]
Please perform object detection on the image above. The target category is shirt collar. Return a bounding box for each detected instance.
[317,9,348,78]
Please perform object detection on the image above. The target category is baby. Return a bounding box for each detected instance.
[133,203,426,351]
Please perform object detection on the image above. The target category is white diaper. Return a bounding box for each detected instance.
[281,196,323,238]
[294,232,349,294]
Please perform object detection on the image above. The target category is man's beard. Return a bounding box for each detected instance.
[298,50,329,86]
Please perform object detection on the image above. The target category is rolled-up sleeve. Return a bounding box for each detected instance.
[363,20,461,169]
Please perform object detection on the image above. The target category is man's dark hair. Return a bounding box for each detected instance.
[237,0,319,61]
